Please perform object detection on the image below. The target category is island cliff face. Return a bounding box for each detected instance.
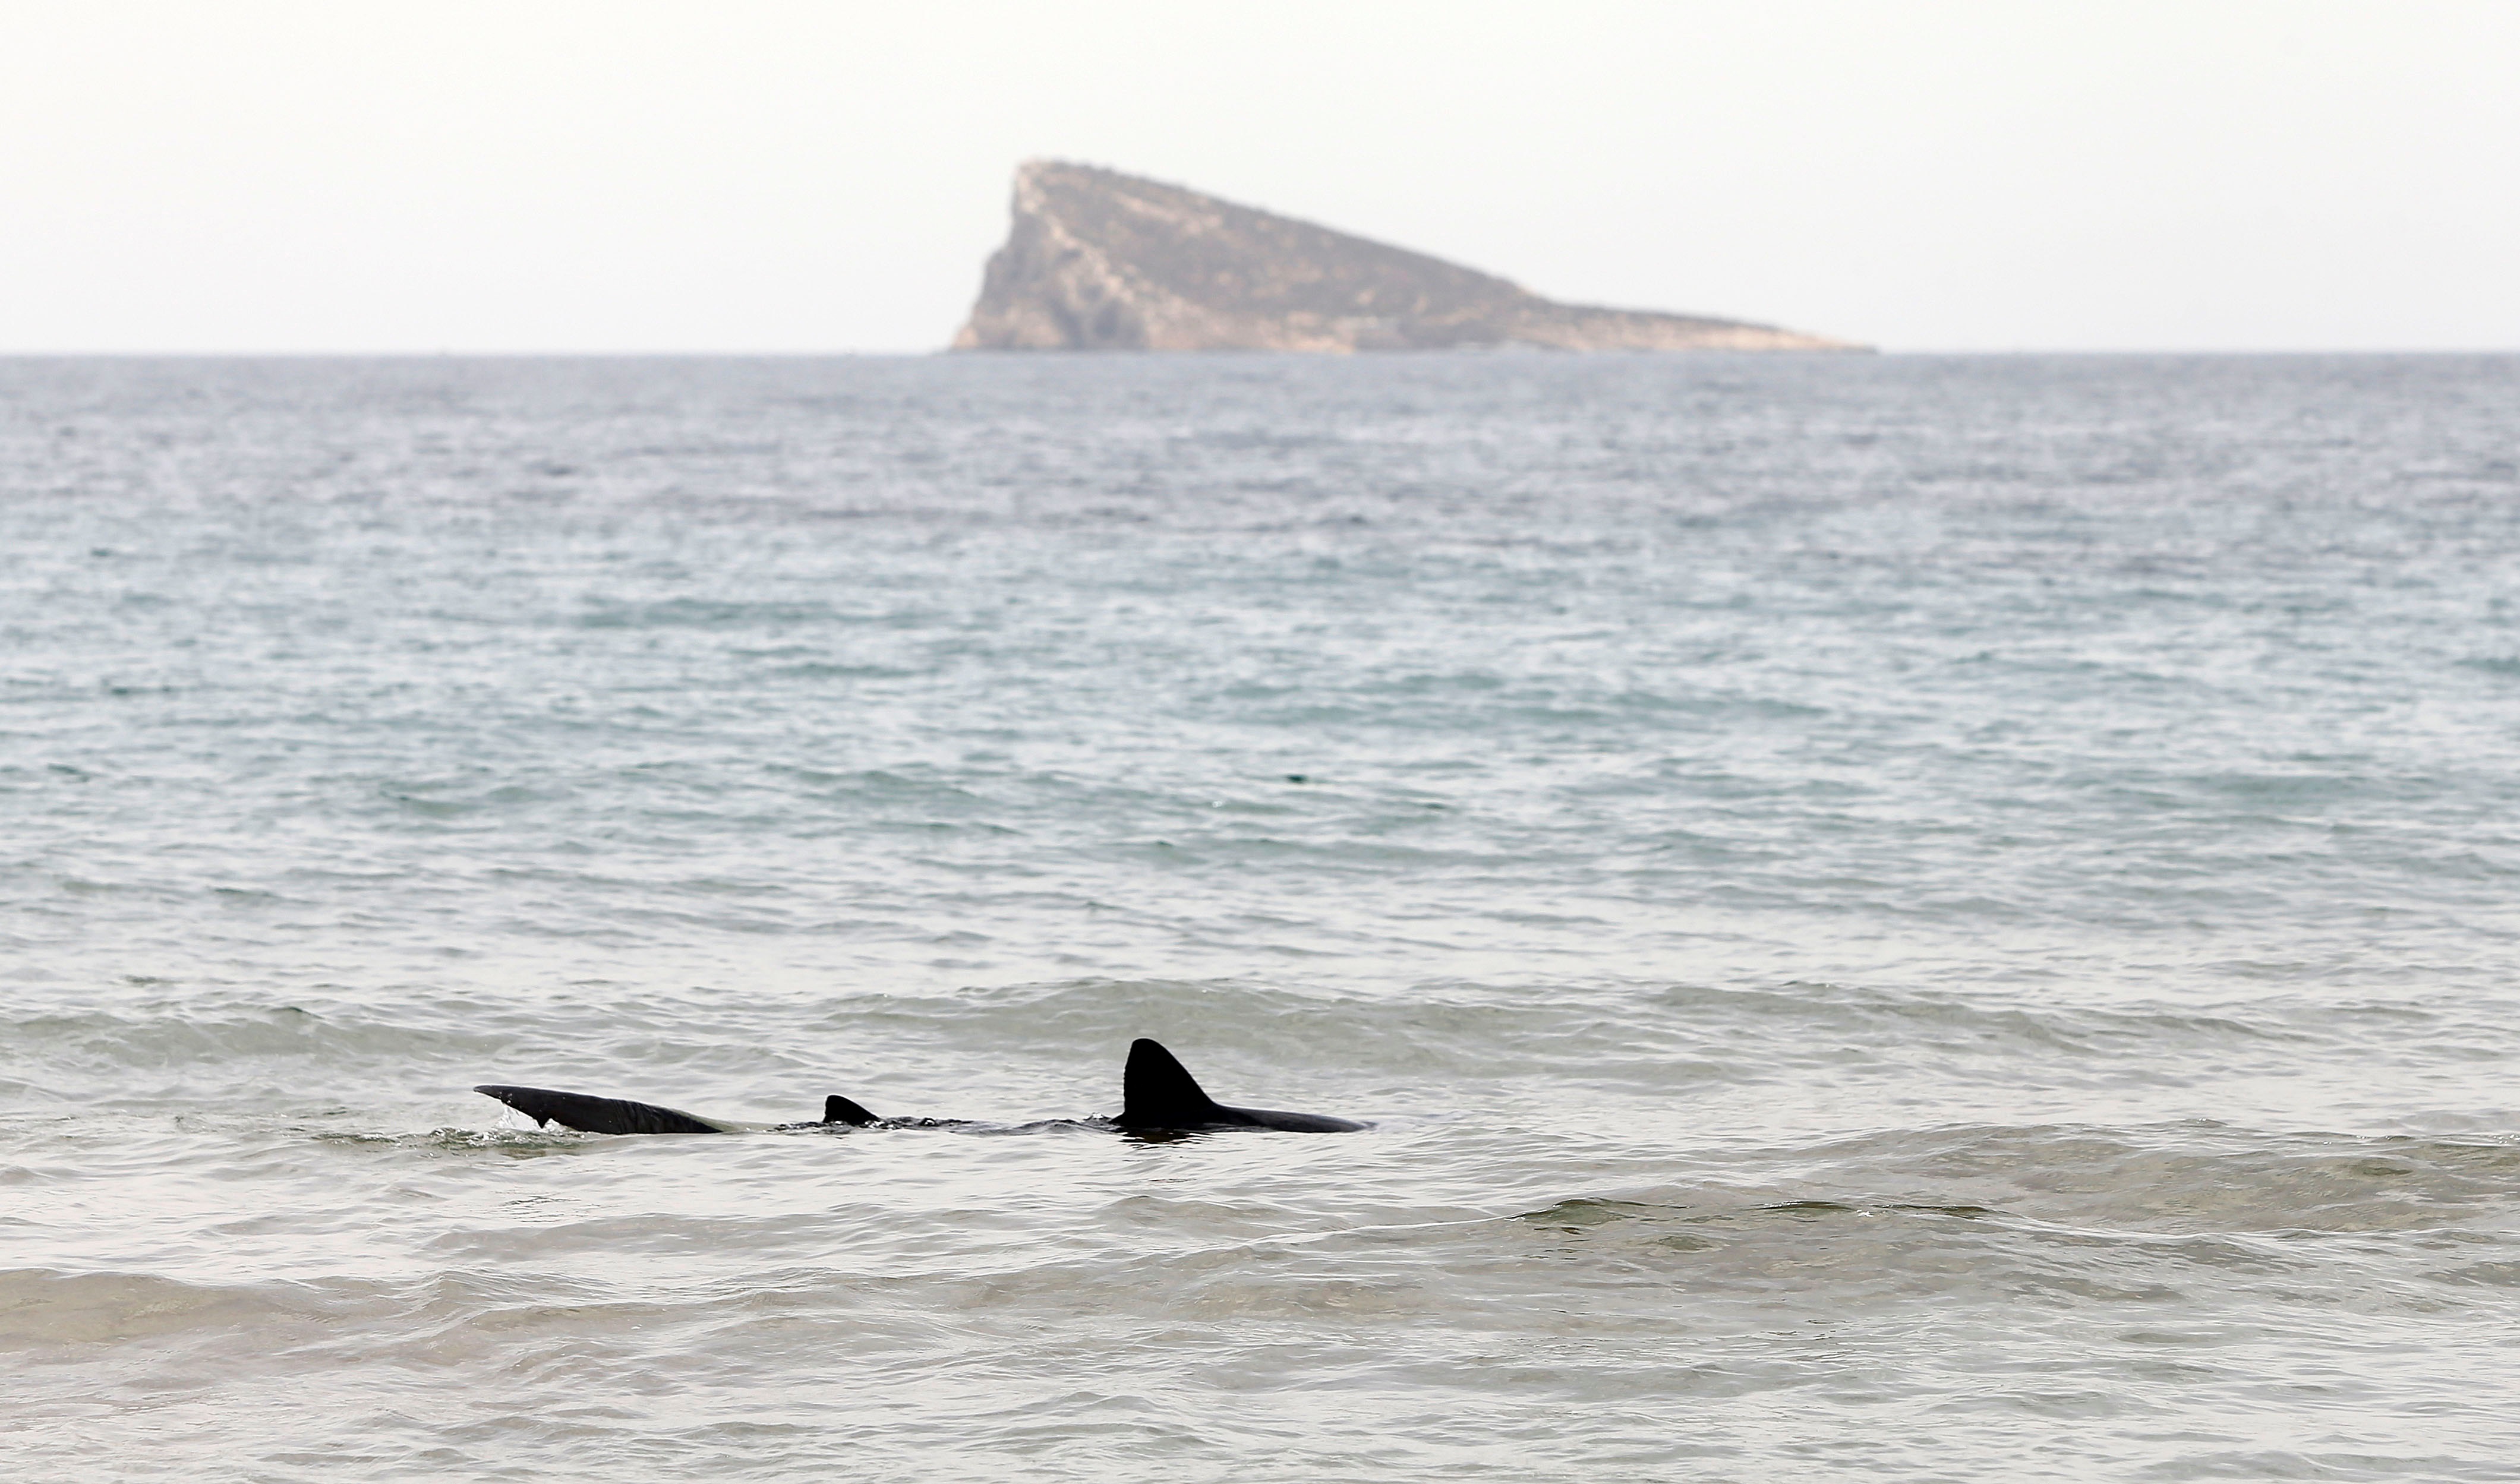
[953,160,1858,353]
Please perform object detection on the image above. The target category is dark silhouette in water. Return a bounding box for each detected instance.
[474,1037,1365,1136]
[1111,1037,1365,1132]
[471,1084,729,1135]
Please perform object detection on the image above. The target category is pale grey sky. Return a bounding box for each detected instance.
[5,1,2515,352]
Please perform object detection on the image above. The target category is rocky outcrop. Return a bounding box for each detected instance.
[953,160,1859,353]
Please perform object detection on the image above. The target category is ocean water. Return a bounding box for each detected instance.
[3,352,2517,1481]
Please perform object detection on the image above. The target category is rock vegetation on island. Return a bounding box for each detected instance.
[953,160,1859,353]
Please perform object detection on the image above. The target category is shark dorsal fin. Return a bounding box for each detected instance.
[1122,1038,1223,1126]
[822,1094,879,1126]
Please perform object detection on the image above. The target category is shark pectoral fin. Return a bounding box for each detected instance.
[474,1084,728,1136]
[822,1094,880,1126]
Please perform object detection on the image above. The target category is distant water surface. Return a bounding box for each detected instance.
[3,353,2517,1480]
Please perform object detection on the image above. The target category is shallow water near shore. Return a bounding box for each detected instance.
[4,352,2518,1480]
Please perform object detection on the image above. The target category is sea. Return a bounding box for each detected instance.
[3,352,2517,1482]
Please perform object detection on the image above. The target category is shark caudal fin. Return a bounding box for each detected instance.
[475,1084,727,1135]
[1119,1038,1231,1129]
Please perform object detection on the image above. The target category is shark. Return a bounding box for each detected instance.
[474,1037,1368,1137]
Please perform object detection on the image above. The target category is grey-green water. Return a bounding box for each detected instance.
[5,354,2518,1480]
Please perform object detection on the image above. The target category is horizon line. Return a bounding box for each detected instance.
[5,346,2518,359]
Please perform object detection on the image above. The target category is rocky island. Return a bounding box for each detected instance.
[953,160,1858,353]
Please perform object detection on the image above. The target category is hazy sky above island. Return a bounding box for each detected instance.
[6,1,2516,353]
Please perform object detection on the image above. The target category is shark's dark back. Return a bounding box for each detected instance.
[475,1040,1363,1138]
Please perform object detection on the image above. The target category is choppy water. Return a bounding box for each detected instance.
[4,353,2518,1481]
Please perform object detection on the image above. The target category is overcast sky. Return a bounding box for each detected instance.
[5,1,2516,353]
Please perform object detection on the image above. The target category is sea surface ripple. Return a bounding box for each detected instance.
[4,353,2518,1480]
